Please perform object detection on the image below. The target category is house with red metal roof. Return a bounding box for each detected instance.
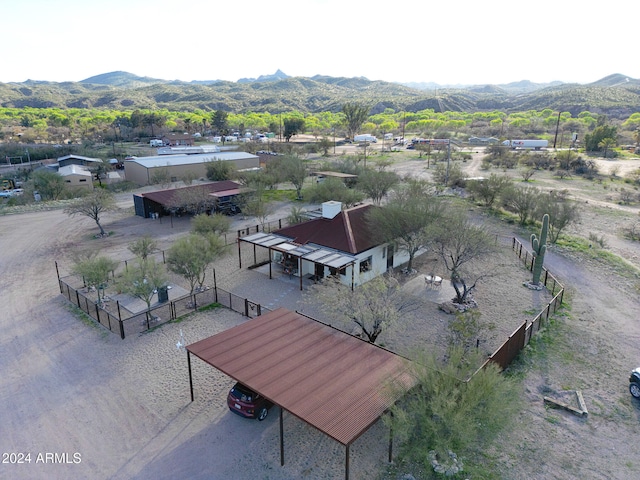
[240,201,412,288]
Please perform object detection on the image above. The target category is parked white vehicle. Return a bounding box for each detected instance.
[354,134,377,143]
[149,139,163,147]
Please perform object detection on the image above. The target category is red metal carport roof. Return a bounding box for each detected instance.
[186,307,415,446]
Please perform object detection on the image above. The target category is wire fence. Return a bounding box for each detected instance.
[57,267,268,339]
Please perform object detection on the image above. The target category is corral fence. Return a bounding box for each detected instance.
[56,263,269,339]
[470,237,565,377]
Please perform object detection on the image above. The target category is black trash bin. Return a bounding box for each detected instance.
[157,286,169,303]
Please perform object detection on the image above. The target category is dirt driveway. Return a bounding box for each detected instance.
[2,151,640,479]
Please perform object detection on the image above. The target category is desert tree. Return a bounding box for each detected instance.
[342,102,370,140]
[168,184,217,216]
[466,174,512,207]
[72,253,118,304]
[211,110,229,136]
[88,161,109,187]
[283,117,305,142]
[305,177,365,207]
[307,274,416,344]
[191,213,231,236]
[31,169,68,200]
[277,154,308,199]
[430,208,496,305]
[128,236,158,261]
[118,257,168,323]
[356,169,399,205]
[240,184,274,224]
[536,191,580,243]
[64,188,116,236]
[150,167,171,187]
[367,179,443,272]
[205,160,235,181]
[385,347,521,476]
[501,184,540,225]
[286,206,308,225]
[166,233,226,295]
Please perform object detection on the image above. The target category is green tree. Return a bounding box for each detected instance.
[127,236,158,261]
[64,189,116,236]
[88,161,109,187]
[386,348,521,476]
[72,253,118,305]
[536,191,580,243]
[283,117,305,142]
[191,213,231,236]
[356,169,399,205]
[205,160,235,181]
[150,167,171,187]
[466,174,512,207]
[211,110,229,136]
[305,177,365,207]
[366,180,443,272]
[501,185,540,225]
[31,169,68,200]
[118,257,168,322]
[584,124,617,152]
[598,137,617,158]
[278,154,307,199]
[166,233,226,295]
[342,102,370,140]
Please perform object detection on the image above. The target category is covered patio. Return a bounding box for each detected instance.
[186,308,416,479]
[238,232,357,290]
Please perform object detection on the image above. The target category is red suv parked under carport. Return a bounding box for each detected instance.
[227,382,273,421]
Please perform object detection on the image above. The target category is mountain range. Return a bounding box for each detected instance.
[1,70,639,118]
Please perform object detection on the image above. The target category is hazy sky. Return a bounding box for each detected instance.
[3,0,638,85]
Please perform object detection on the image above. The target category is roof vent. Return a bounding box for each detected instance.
[322,201,342,219]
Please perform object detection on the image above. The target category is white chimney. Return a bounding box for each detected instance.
[322,201,342,219]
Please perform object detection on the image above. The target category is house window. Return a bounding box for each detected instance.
[330,267,347,277]
[382,247,386,259]
[359,256,372,273]
[79,179,87,182]
[171,176,177,182]
[65,180,71,183]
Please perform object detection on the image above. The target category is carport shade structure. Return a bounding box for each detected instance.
[186,308,416,480]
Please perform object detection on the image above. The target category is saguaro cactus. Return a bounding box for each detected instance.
[531,214,549,285]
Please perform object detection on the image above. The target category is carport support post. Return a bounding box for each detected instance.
[238,238,242,269]
[187,351,194,402]
[388,411,394,462]
[279,407,284,466]
[345,444,350,480]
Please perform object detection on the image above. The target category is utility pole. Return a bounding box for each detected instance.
[553,111,561,149]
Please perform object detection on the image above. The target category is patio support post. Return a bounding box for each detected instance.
[188,351,194,402]
[253,243,257,265]
[269,247,273,279]
[299,257,303,291]
[238,238,242,269]
[280,407,284,466]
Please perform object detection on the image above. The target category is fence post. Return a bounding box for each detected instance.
[119,319,125,339]
[245,298,249,317]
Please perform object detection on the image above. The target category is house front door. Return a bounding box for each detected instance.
[314,263,324,280]
[386,245,394,270]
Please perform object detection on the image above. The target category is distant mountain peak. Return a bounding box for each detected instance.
[237,70,289,84]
